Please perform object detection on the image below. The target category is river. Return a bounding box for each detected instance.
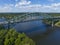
[0,18,60,45]
[14,20,60,45]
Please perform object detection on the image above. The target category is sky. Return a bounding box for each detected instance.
[0,0,60,12]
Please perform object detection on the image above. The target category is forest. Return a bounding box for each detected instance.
[0,25,35,45]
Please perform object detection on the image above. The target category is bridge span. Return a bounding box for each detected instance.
[0,17,60,25]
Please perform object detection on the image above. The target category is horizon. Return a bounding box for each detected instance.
[1,11,60,13]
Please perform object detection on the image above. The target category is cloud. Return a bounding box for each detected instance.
[15,4,42,8]
[43,3,60,10]
[15,0,31,7]
[0,4,14,12]
[51,3,60,7]
[15,2,60,12]
[0,1,60,12]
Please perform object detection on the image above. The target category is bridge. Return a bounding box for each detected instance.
[0,14,60,28]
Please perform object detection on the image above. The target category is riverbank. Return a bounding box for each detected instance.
[42,20,51,25]
[43,20,60,27]
[55,21,60,27]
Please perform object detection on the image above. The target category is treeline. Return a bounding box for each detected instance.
[0,29,35,45]
[0,13,60,19]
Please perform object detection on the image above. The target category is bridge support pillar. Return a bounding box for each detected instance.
[51,21,54,27]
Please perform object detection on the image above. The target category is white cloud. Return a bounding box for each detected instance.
[51,3,60,7]
[0,4,14,12]
[15,3,60,12]
[15,0,31,7]
[45,3,60,10]
[0,2,60,12]
[15,4,42,8]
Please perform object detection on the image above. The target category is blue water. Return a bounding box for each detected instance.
[13,20,60,45]
[14,20,47,33]
[0,18,60,45]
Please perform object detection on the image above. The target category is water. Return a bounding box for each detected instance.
[0,18,60,45]
[14,20,60,45]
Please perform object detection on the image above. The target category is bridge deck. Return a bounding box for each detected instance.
[0,17,60,24]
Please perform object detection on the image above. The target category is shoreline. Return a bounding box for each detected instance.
[43,21,60,27]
